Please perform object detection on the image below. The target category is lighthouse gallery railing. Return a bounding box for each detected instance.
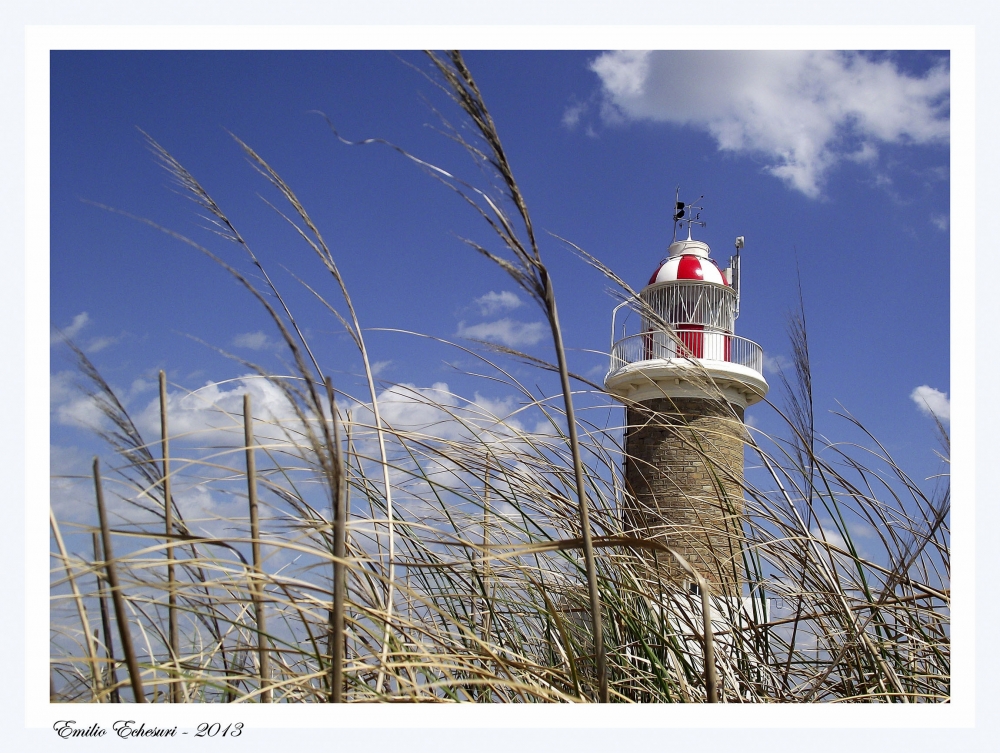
[609,329,764,376]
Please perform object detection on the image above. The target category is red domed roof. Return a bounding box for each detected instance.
[648,254,728,287]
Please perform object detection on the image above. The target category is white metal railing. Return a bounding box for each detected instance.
[609,329,764,376]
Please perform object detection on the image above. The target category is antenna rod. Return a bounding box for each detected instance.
[732,235,744,319]
[672,186,681,243]
[685,195,705,240]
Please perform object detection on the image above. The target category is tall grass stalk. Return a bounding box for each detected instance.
[159,370,181,702]
[244,393,271,702]
[91,532,120,702]
[92,458,146,702]
[325,377,347,703]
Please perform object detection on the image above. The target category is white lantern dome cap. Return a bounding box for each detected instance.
[667,239,710,259]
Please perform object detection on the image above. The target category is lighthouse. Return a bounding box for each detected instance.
[605,194,768,598]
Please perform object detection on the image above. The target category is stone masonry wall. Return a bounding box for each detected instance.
[624,397,747,596]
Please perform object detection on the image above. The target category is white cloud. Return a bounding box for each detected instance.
[50,443,92,521]
[344,381,549,515]
[51,313,127,352]
[54,312,90,342]
[811,525,848,552]
[590,51,949,198]
[846,521,876,541]
[931,214,949,231]
[810,521,873,562]
[51,370,77,406]
[51,371,106,429]
[763,353,791,375]
[369,383,523,443]
[379,389,570,523]
[374,382,459,436]
[128,377,156,399]
[456,318,546,348]
[56,396,106,428]
[133,375,304,444]
[53,368,561,531]
[51,368,304,447]
[562,101,587,129]
[51,437,245,530]
[168,484,249,537]
[233,331,277,350]
[370,360,393,377]
[349,382,559,465]
[845,142,879,164]
[911,385,950,423]
[86,334,121,353]
[473,290,524,316]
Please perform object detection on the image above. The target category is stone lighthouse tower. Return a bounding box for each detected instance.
[605,194,768,598]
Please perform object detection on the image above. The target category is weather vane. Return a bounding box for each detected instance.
[671,187,706,243]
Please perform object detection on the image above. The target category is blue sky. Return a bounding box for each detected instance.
[49,49,950,523]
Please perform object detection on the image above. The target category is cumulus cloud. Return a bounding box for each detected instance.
[52,312,90,344]
[368,382,523,442]
[374,382,460,436]
[763,353,791,375]
[810,525,848,552]
[128,377,156,399]
[51,370,106,428]
[474,291,524,316]
[55,395,106,429]
[845,142,879,164]
[233,331,277,351]
[562,101,587,129]
[86,334,122,353]
[911,385,950,422]
[456,318,546,348]
[363,383,559,521]
[51,312,126,352]
[50,443,93,521]
[52,435,246,530]
[350,382,559,471]
[168,484,250,537]
[51,369,305,449]
[370,360,393,376]
[589,51,949,198]
[53,368,553,527]
[132,375,304,444]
